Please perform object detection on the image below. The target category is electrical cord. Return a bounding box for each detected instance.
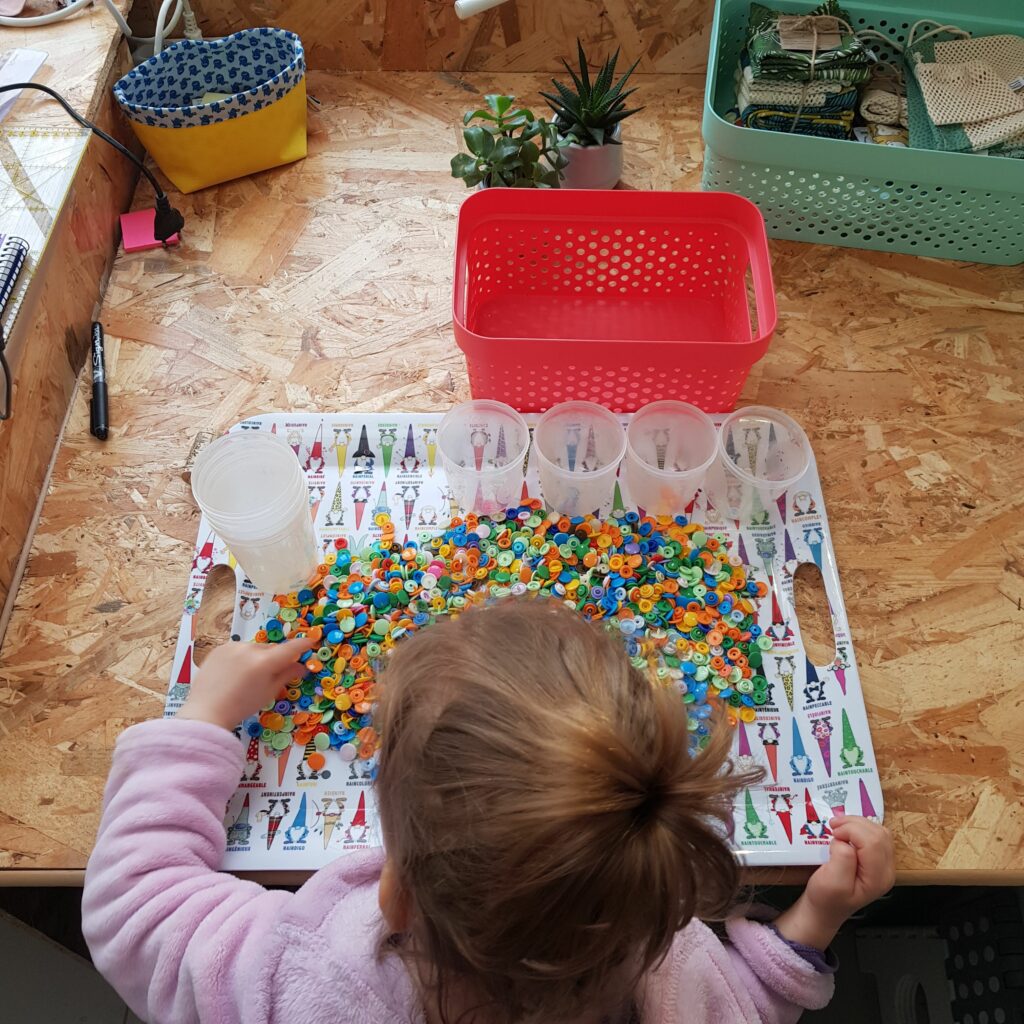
[153,0,181,54]
[0,0,184,46]
[0,348,11,421]
[0,81,184,243]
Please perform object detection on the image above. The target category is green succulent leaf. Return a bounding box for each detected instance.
[575,39,592,92]
[491,136,520,163]
[559,56,586,96]
[463,109,498,124]
[604,57,640,102]
[544,80,579,114]
[501,113,531,133]
[485,94,514,115]
[519,139,540,164]
[451,152,480,180]
[605,106,643,125]
[608,85,640,108]
[593,48,619,97]
[463,125,494,157]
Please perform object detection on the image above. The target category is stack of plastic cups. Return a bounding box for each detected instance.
[534,401,627,516]
[190,431,319,595]
[437,400,531,515]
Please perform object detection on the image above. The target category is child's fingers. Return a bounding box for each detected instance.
[819,837,858,890]
[265,636,318,664]
[248,638,317,692]
[829,818,885,850]
[828,836,858,867]
[258,637,318,681]
[829,814,858,828]
[830,824,882,870]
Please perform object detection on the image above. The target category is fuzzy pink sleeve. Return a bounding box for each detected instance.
[723,917,835,1020]
[82,718,293,1024]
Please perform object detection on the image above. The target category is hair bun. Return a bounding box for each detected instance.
[631,778,666,828]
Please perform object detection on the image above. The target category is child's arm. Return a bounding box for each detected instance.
[723,816,894,1022]
[772,816,894,952]
[82,638,320,1024]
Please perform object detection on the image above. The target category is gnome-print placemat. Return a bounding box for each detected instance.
[167,413,882,870]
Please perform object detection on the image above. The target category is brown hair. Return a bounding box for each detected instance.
[375,597,761,1024]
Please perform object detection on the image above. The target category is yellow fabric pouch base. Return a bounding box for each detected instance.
[129,78,308,194]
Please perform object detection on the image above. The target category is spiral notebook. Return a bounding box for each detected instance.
[0,235,30,325]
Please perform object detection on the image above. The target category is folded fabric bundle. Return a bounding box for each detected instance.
[747,0,876,83]
[736,69,859,116]
[905,30,1024,156]
[740,106,855,139]
[859,87,909,128]
[733,65,857,139]
[736,50,851,105]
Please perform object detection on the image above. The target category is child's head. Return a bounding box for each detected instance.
[375,597,757,1023]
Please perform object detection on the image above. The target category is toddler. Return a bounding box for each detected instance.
[83,598,893,1024]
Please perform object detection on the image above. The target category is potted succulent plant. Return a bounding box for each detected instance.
[451,93,569,189]
[541,41,642,190]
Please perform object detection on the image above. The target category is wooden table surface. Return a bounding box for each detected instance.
[1,70,1022,883]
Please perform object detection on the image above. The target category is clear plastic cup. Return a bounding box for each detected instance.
[703,406,812,522]
[534,401,627,516]
[191,431,319,594]
[437,400,531,515]
[624,401,718,516]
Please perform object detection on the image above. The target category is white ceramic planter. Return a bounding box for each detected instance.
[559,126,623,189]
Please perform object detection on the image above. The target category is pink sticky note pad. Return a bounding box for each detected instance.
[120,208,180,252]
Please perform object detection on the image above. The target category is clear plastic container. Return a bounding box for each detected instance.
[534,401,627,516]
[191,431,319,594]
[704,406,811,522]
[437,400,531,515]
[624,401,718,516]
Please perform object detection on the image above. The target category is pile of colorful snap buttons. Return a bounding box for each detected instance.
[252,501,773,762]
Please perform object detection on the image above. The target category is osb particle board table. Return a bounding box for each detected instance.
[0,70,1021,884]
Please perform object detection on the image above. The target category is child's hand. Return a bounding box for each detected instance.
[773,816,894,951]
[176,638,316,731]
[804,816,895,920]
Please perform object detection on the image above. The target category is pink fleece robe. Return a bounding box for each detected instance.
[83,719,834,1023]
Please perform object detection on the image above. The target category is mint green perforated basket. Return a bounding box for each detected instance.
[701,0,1024,264]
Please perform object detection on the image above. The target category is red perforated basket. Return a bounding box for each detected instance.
[453,189,777,413]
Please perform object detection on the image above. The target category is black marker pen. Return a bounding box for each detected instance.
[90,321,108,441]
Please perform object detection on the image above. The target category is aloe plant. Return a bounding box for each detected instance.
[541,40,642,147]
[451,94,569,189]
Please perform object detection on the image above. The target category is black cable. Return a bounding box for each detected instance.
[0,82,184,243]
[0,348,10,421]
